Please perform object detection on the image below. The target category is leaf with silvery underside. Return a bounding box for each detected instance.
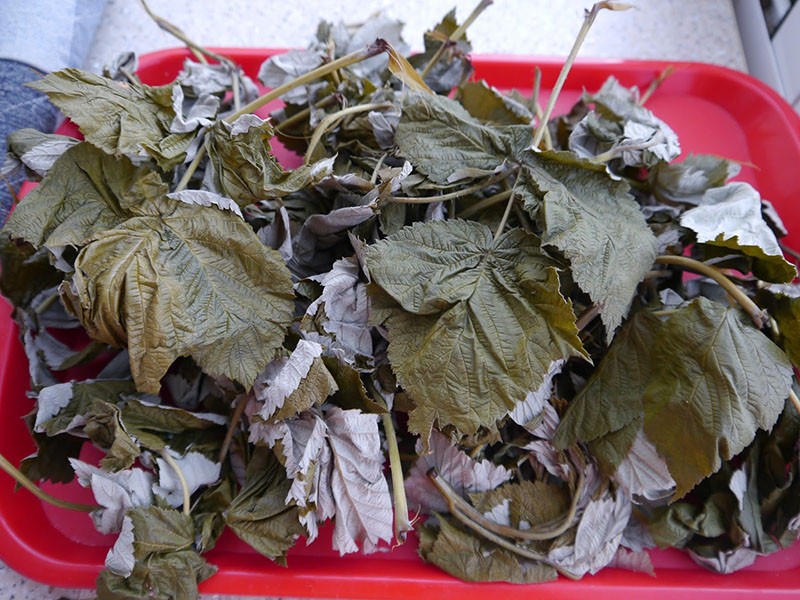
[571,75,680,168]
[67,198,294,394]
[169,86,219,134]
[35,379,136,437]
[2,142,167,250]
[325,406,394,554]
[248,411,333,542]
[70,459,154,535]
[96,506,215,600]
[224,447,304,564]
[258,49,325,105]
[1,128,79,180]
[176,59,258,100]
[29,68,193,170]
[306,255,373,364]
[405,430,512,514]
[680,182,796,283]
[644,297,793,499]
[394,92,532,184]
[253,340,338,422]
[417,515,557,584]
[603,427,675,501]
[253,406,392,554]
[520,150,658,341]
[545,486,631,578]
[652,153,740,205]
[154,450,221,508]
[366,219,586,438]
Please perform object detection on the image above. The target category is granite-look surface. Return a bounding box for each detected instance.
[1,1,746,599]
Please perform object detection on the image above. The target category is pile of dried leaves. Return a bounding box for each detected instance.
[1,3,799,598]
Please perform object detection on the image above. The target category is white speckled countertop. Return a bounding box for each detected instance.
[0,1,746,599]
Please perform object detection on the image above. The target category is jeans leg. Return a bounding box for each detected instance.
[0,59,59,224]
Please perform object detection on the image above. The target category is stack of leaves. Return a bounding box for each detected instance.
[1,3,800,598]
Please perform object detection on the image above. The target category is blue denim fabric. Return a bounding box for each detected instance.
[0,59,59,224]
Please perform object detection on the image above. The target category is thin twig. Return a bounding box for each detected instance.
[176,45,386,192]
[0,453,98,513]
[639,65,675,106]
[429,468,584,541]
[531,2,631,149]
[655,255,768,328]
[219,394,251,463]
[365,378,411,543]
[160,449,191,516]
[428,471,580,579]
[140,0,229,65]
[458,189,513,218]
[575,304,601,331]
[492,186,517,242]
[388,168,516,205]
[305,103,393,164]
[789,389,800,416]
[420,0,494,79]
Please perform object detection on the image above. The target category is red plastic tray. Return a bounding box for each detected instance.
[2,49,800,598]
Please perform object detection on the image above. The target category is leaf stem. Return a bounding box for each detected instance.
[428,467,584,541]
[457,189,513,218]
[227,44,387,124]
[531,2,631,149]
[274,94,339,134]
[0,452,98,513]
[790,388,800,416]
[492,187,516,243]
[655,255,768,328]
[419,0,494,79]
[305,103,394,165]
[639,65,675,106]
[160,449,191,516]
[388,168,516,205]
[427,471,580,579]
[365,378,411,543]
[219,394,251,463]
[175,44,387,192]
[140,0,230,66]
[575,304,601,331]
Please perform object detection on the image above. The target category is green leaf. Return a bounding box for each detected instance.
[82,401,142,471]
[680,182,796,283]
[394,93,531,184]
[97,507,215,600]
[521,150,658,339]
[644,297,793,498]
[459,81,533,125]
[225,447,303,564]
[366,220,585,437]
[418,515,557,583]
[756,289,800,368]
[554,311,660,449]
[652,153,740,205]
[3,142,167,249]
[29,69,192,169]
[69,198,294,394]
[470,479,570,530]
[0,236,62,308]
[207,115,333,206]
[323,356,387,414]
